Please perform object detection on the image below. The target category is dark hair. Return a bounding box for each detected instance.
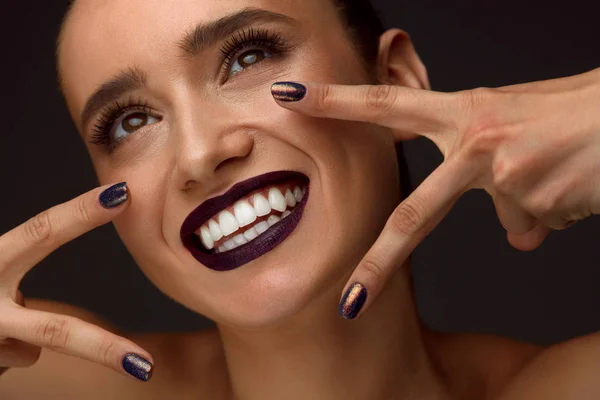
[334,0,413,200]
[58,0,413,200]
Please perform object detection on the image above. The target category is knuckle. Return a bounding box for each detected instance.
[462,119,514,160]
[96,336,116,365]
[365,85,397,116]
[37,317,71,351]
[492,158,519,194]
[74,195,93,224]
[389,201,423,236]
[361,258,385,281]
[525,191,558,217]
[459,87,494,112]
[314,84,333,113]
[23,211,54,247]
[491,150,534,195]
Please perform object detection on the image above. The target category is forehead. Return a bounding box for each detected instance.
[59,0,341,118]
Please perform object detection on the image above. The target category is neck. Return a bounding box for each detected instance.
[217,259,450,400]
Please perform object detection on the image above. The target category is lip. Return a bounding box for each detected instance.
[180,170,310,271]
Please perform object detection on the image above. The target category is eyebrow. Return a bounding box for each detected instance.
[79,8,298,131]
[80,67,147,132]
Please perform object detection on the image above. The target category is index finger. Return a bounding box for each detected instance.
[0,182,129,287]
[1,304,154,382]
[338,155,475,320]
[271,81,461,146]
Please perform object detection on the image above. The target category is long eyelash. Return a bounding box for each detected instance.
[219,27,289,77]
[89,29,287,152]
[89,97,152,149]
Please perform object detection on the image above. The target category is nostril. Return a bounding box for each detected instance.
[183,180,196,191]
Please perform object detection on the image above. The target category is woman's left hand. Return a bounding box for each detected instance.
[271,67,600,319]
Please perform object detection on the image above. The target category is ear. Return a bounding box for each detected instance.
[374,29,431,140]
[376,28,431,91]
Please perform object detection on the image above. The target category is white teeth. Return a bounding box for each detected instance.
[267,214,281,226]
[243,226,258,241]
[285,188,297,208]
[293,186,304,203]
[253,193,271,217]
[234,199,257,228]
[208,219,223,241]
[201,184,309,253]
[197,226,214,250]
[268,187,287,212]
[255,221,269,234]
[218,210,239,236]
[224,238,237,250]
[233,234,248,246]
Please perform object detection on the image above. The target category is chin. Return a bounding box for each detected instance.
[213,267,324,329]
[179,220,376,330]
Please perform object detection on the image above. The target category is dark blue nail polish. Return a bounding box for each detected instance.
[100,182,128,209]
[271,82,306,102]
[338,283,367,320]
[122,353,153,382]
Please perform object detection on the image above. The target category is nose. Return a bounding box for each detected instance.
[171,102,254,192]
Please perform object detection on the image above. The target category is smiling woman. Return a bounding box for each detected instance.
[6,0,593,399]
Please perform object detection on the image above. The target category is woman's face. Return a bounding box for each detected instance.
[59,0,401,328]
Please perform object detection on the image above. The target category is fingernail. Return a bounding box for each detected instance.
[338,282,368,320]
[271,82,306,102]
[122,353,153,382]
[100,182,128,209]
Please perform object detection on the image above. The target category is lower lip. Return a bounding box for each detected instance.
[185,183,310,271]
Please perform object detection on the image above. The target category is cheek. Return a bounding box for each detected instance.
[95,156,171,257]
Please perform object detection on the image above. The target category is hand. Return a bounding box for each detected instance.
[270,68,600,319]
[0,183,154,381]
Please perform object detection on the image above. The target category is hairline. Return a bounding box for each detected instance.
[55,0,378,92]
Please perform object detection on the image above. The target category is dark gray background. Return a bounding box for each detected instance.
[1,1,598,345]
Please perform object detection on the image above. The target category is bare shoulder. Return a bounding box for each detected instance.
[0,299,230,400]
[426,328,600,400]
[497,331,600,400]
[424,329,542,399]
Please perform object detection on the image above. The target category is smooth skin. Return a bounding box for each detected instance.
[2,0,600,398]
[0,185,154,379]
[273,65,600,320]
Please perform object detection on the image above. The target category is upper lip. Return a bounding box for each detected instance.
[180,170,310,243]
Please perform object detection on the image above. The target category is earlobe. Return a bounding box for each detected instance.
[376,29,431,90]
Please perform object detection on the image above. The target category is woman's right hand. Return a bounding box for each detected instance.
[0,183,154,382]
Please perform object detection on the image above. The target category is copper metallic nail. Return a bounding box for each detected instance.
[271,82,307,102]
[338,283,367,320]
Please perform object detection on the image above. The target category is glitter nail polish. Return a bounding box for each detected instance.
[122,353,153,382]
[271,82,307,102]
[338,283,367,320]
[99,182,128,209]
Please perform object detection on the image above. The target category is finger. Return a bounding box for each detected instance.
[506,220,553,251]
[0,182,129,287]
[492,192,538,235]
[271,81,460,146]
[338,156,474,320]
[1,305,154,382]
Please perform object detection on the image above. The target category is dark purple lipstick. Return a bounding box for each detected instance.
[180,170,310,271]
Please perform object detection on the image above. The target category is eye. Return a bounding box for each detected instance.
[229,49,272,76]
[113,112,160,143]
